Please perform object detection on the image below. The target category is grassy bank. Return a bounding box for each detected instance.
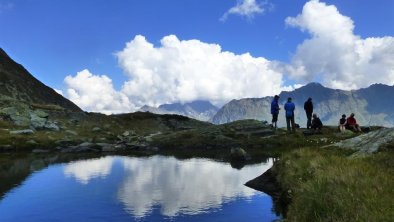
[273,146,394,221]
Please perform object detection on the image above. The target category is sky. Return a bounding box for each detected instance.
[0,0,393,114]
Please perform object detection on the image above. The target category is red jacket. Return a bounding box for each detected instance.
[346,116,357,125]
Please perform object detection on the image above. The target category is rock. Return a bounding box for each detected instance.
[230,147,249,161]
[1,107,31,126]
[96,143,116,152]
[33,109,49,118]
[122,130,136,137]
[44,122,59,131]
[79,142,94,147]
[26,140,38,145]
[10,129,35,135]
[30,112,47,129]
[245,168,281,198]
[32,149,49,153]
[65,130,78,136]
[92,127,101,132]
[55,139,76,146]
[328,128,394,156]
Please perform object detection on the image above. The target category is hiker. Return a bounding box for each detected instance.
[338,114,347,132]
[304,97,313,129]
[311,113,323,133]
[345,113,362,132]
[270,95,280,129]
[284,97,296,133]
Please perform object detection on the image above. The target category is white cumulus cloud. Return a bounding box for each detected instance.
[284,0,394,89]
[221,0,268,21]
[116,34,286,109]
[64,69,134,114]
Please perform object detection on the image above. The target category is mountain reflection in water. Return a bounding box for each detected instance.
[0,155,278,221]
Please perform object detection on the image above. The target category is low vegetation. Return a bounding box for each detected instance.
[272,146,394,221]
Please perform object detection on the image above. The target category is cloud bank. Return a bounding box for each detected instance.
[63,0,394,114]
[65,35,287,113]
[285,0,394,89]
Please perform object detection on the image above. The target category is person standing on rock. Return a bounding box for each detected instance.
[284,97,296,133]
[270,95,280,129]
[304,97,313,129]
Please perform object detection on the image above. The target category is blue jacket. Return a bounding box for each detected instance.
[284,101,295,117]
[271,99,280,114]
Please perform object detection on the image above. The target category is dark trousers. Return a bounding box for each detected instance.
[286,116,295,132]
[306,112,312,129]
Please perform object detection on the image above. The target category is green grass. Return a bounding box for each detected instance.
[273,147,394,221]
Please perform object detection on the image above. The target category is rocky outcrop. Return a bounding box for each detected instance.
[328,128,394,156]
[1,104,59,130]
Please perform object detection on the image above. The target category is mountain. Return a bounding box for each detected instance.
[211,83,394,127]
[139,100,219,121]
[0,48,81,111]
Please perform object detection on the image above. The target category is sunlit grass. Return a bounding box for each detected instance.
[274,147,394,221]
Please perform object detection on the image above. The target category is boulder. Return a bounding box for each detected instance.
[44,122,59,131]
[328,128,394,156]
[33,109,49,118]
[30,112,47,129]
[1,106,30,126]
[230,147,249,161]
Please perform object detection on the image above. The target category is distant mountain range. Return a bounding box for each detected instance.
[211,83,394,127]
[139,100,219,121]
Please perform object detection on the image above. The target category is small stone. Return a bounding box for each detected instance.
[65,130,78,136]
[92,127,101,132]
[10,129,35,135]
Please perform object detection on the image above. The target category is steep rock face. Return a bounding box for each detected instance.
[0,48,81,111]
[211,83,394,127]
[139,100,219,122]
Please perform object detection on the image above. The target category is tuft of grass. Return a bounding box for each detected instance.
[274,148,394,221]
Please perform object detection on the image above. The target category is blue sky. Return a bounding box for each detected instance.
[0,0,393,113]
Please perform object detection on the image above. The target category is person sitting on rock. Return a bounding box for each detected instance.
[311,113,323,133]
[345,113,362,132]
[338,114,347,132]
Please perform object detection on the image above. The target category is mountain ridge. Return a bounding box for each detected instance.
[211,82,394,127]
[0,48,81,112]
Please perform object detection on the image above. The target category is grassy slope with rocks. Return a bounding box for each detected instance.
[246,127,394,221]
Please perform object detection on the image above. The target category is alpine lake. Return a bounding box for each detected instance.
[0,154,280,222]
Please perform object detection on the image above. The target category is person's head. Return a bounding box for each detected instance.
[308,97,312,101]
[274,95,279,100]
[313,113,317,118]
[287,97,292,102]
[342,114,346,118]
[350,113,355,117]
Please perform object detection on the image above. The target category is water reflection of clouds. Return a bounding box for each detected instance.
[62,155,272,218]
[63,156,114,184]
[118,156,273,217]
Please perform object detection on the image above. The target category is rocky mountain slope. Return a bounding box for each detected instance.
[212,83,394,127]
[139,100,219,121]
[0,48,81,111]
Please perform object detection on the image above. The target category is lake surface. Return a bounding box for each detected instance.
[0,155,279,222]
